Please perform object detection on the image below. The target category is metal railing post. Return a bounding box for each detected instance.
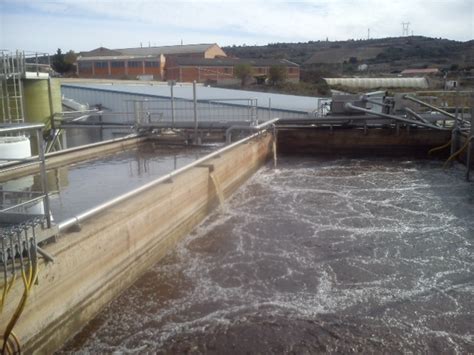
[450,90,459,157]
[35,52,39,77]
[269,98,272,120]
[36,127,51,228]
[169,81,175,128]
[193,80,198,144]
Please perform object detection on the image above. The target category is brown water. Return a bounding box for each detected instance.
[7,143,216,223]
[61,157,473,354]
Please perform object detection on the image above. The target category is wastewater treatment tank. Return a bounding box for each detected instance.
[60,156,474,353]
[6,142,218,222]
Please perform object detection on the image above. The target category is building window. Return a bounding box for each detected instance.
[111,61,125,68]
[288,67,295,74]
[128,61,142,68]
[257,67,263,73]
[79,62,92,69]
[95,61,108,69]
[145,61,160,68]
[224,67,230,73]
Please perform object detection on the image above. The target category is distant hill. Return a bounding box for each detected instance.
[224,36,474,74]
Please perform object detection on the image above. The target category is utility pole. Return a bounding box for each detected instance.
[402,22,410,36]
[368,28,370,40]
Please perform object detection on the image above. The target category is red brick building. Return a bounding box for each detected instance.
[167,58,300,84]
[76,43,227,80]
[76,43,300,83]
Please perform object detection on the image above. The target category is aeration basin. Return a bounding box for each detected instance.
[1,126,472,354]
[63,156,474,354]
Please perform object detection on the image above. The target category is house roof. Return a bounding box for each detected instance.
[77,54,162,61]
[79,47,123,57]
[118,43,219,56]
[78,44,222,60]
[171,57,299,67]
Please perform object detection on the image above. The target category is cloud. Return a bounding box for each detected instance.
[1,0,472,53]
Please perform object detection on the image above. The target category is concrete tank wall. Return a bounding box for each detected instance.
[0,134,273,353]
[277,127,452,156]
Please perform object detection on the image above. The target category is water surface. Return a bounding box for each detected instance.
[62,157,474,353]
[8,143,215,223]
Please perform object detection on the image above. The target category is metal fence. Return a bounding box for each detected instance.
[126,97,259,127]
[61,85,311,126]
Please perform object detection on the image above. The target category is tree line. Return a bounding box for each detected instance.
[233,63,288,86]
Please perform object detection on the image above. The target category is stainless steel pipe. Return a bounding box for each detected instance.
[344,103,447,131]
[225,118,280,143]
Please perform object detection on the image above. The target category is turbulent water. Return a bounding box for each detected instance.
[62,157,474,354]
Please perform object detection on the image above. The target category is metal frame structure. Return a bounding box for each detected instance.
[0,51,26,125]
[0,124,51,228]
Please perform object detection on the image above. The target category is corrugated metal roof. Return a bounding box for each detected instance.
[323,77,429,89]
[77,55,161,61]
[118,43,217,56]
[78,44,221,60]
[61,82,324,113]
[79,47,123,57]
[172,58,299,67]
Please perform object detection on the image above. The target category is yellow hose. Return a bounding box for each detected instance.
[1,257,38,355]
[0,273,16,314]
[428,138,452,155]
[443,138,470,169]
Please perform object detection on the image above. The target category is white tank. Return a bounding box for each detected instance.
[0,136,32,160]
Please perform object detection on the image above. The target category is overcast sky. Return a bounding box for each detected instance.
[1,0,472,54]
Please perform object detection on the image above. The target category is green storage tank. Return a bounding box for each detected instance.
[23,78,62,127]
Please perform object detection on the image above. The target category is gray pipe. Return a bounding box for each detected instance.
[58,130,270,232]
[403,95,459,121]
[344,103,447,131]
[225,118,280,143]
[403,107,431,124]
[137,120,253,130]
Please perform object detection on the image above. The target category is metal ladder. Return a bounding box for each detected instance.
[0,51,26,125]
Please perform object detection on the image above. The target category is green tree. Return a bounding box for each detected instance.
[268,65,287,85]
[64,50,77,66]
[234,63,254,86]
[51,48,74,74]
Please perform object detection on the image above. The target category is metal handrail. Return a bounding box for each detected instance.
[0,133,140,171]
[225,118,280,143]
[0,123,51,227]
[0,123,45,133]
[0,195,45,213]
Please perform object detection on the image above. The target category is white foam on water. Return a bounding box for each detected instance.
[64,158,474,353]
